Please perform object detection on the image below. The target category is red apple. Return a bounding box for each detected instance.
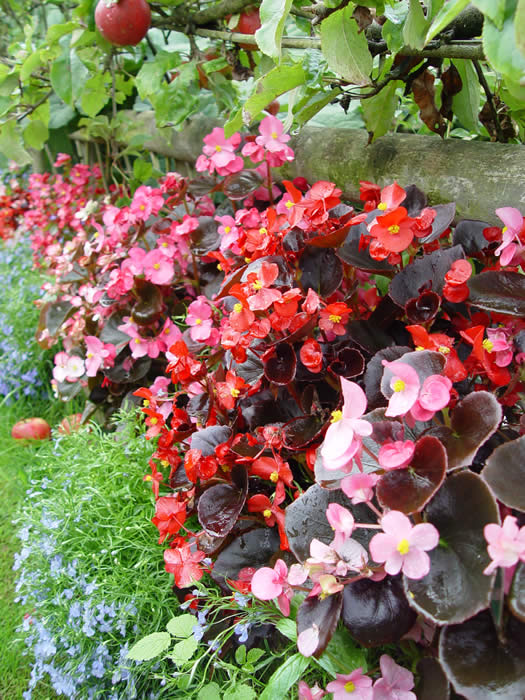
[231,7,261,50]
[11,418,51,441]
[95,0,151,47]
[58,413,83,435]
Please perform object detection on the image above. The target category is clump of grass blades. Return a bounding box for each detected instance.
[12,410,177,699]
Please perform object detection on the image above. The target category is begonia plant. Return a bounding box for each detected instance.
[27,115,525,698]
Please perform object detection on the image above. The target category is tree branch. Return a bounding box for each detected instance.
[16,89,53,122]
[157,25,485,61]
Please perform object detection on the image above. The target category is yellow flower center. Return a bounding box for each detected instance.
[285,200,293,209]
[135,338,141,344]
[144,474,152,481]
[329,314,341,323]
[482,339,494,352]
[150,417,158,425]
[162,241,168,247]
[259,227,268,235]
[224,226,231,233]
[388,224,400,234]
[93,232,99,238]
[253,280,263,290]
[233,303,243,313]
[161,460,169,467]
[270,471,279,483]
[153,263,160,270]
[502,226,508,233]
[438,345,450,354]
[217,263,222,271]
[344,681,356,693]
[271,131,278,139]
[165,327,171,334]
[215,145,222,152]
[397,538,410,555]
[415,345,424,351]
[393,379,406,392]
[87,352,93,358]
[378,202,387,211]
[143,399,150,407]
[195,318,202,325]
[331,409,343,423]
[230,387,240,398]
[139,204,145,211]
[263,509,272,519]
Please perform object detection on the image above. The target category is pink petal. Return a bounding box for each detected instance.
[250,567,283,600]
[379,654,416,691]
[408,523,440,551]
[495,206,523,234]
[297,624,319,657]
[380,510,413,538]
[369,532,397,564]
[402,548,431,579]
[341,378,368,419]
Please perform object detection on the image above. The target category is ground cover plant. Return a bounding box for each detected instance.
[21,116,525,698]
[11,412,179,699]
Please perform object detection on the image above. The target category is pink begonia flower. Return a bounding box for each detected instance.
[215,214,242,253]
[53,351,71,383]
[416,374,452,412]
[158,318,182,350]
[186,296,219,344]
[198,128,244,176]
[378,440,415,470]
[63,355,85,382]
[157,236,176,257]
[307,537,368,579]
[118,319,162,359]
[251,559,306,616]
[143,249,174,285]
[252,116,295,167]
[321,379,372,472]
[369,510,439,579]
[495,207,524,266]
[121,246,146,277]
[130,185,164,221]
[84,336,116,377]
[486,328,513,367]
[483,515,525,575]
[372,655,416,700]
[326,668,373,700]
[326,503,355,550]
[298,680,326,700]
[341,473,380,504]
[148,376,173,420]
[382,361,420,417]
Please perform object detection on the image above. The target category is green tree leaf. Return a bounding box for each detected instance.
[243,62,305,123]
[0,120,31,166]
[20,50,42,82]
[451,59,480,132]
[247,647,265,664]
[426,0,470,42]
[255,0,293,61]
[472,0,507,28]
[23,118,48,150]
[81,73,109,117]
[362,81,401,141]
[403,0,429,49]
[166,613,196,638]
[320,6,372,85]
[51,48,89,106]
[170,636,198,664]
[47,21,80,44]
[259,654,309,700]
[483,10,525,86]
[126,632,171,661]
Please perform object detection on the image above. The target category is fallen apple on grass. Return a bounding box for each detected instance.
[11,418,51,441]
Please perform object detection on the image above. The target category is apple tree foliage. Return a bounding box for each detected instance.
[0,0,524,167]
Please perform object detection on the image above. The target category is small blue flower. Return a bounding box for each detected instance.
[234,621,251,644]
